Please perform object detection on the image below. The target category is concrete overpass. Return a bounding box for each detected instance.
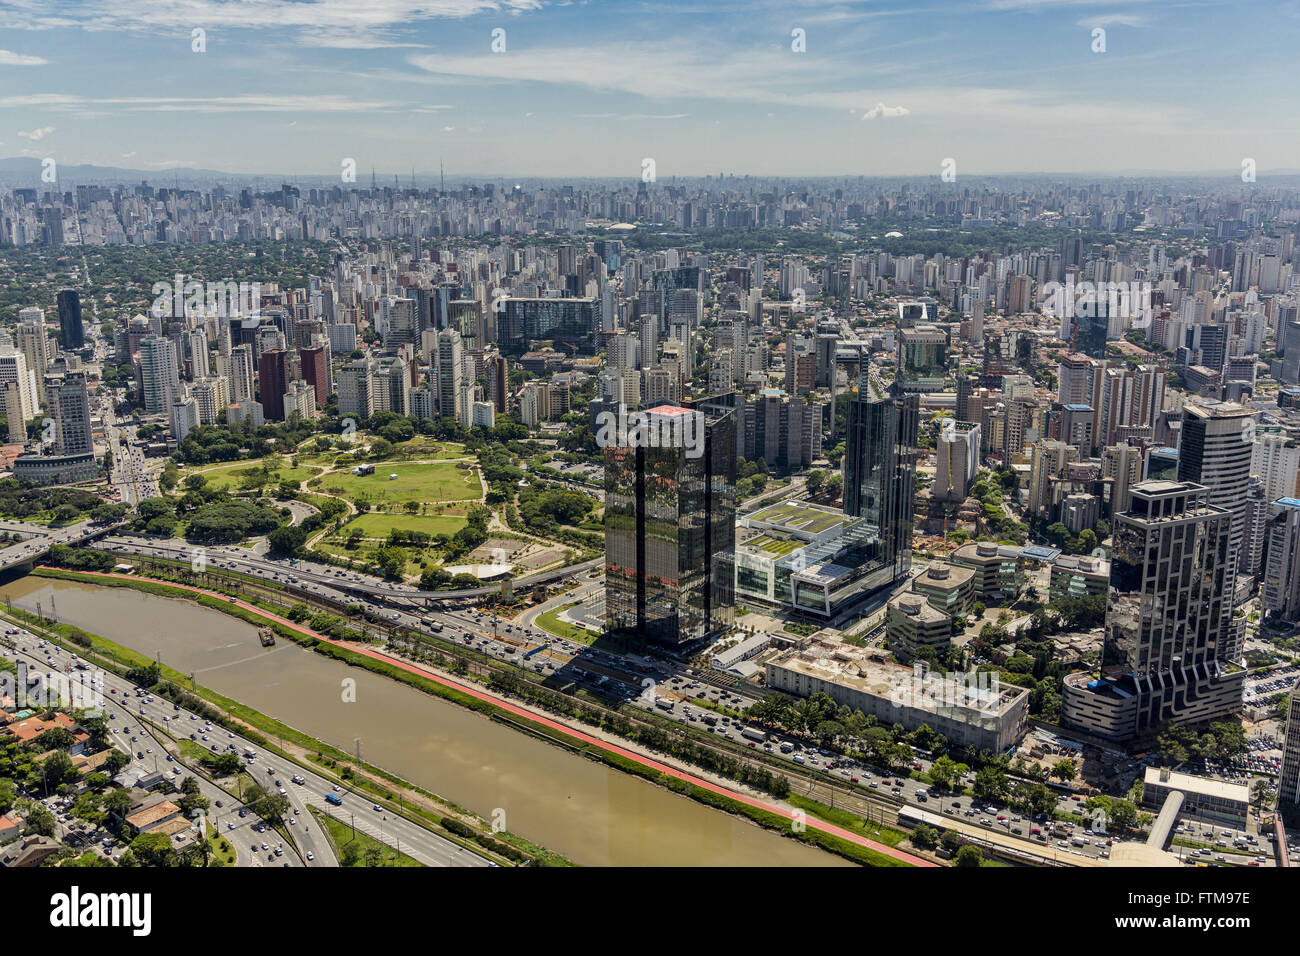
[0,520,130,575]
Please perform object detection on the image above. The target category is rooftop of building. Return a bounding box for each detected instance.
[743,499,855,538]
[1142,766,1250,802]
[912,562,975,588]
[769,638,1027,715]
[889,594,949,624]
[795,560,856,585]
[1052,554,1110,575]
[125,800,181,830]
[1183,398,1253,419]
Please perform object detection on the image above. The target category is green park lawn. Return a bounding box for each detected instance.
[400,440,473,460]
[337,511,470,539]
[188,461,319,491]
[316,461,483,505]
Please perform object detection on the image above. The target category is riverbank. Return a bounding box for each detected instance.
[25,566,927,867]
[6,573,559,867]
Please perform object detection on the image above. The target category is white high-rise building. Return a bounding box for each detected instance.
[229,344,255,405]
[169,393,199,443]
[0,381,25,442]
[192,375,229,425]
[283,381,318,421]
[17,318,51,381]
[436,327,464,420]
[1251,433,1300,503]
[0,349,39,422]
[139,337,180,414]
[337,358,374,419]
[54,373,93,457]
[187,328,210,380]
[935,420,980,502]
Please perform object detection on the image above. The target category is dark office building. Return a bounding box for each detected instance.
[299,345,329,406]
[604,398,736,645]
[496,297,602,355]
[57,289,84,350]
[257,349,291,421]
[1062,480,1245,741]
[485,352,508,412]
[842,372,919,588]
[815,331,839,388]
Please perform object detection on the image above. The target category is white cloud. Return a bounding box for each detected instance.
[0,1,546,48]
[861,102,910,119]
[0,49,49,66]
[17,125,56,141]
[1076,13,1149,27]
[406,42,1182,132]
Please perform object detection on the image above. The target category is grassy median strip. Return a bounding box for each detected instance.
[309,807,422,867]
[25,567,903,867]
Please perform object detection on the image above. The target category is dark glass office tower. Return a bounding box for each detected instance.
[1102,481,1229,682]
[604,399,735,646]
[1063,479,1245,740]
[57,289,84,350]
[842,374,919,587]
[257,349,290,421]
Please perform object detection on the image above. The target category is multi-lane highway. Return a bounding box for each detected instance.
[1,619,491,868]
[93,531,600,603]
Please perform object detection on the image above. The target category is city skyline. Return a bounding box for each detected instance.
[0,1,1297,178]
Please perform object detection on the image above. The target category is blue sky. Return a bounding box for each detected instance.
[0,0,1294,178]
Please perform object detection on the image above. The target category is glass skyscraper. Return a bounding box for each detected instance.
[842,372,919,589]
[1064,479,1245,740]
[57,288,84,350]
[604,399,735,645]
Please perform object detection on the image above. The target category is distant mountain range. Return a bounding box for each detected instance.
[4,156,1300,188]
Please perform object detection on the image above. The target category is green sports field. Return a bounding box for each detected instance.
[316,461,483,505]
